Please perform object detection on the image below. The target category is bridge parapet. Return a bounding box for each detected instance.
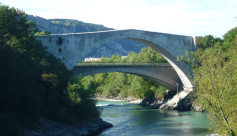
[76,62,171,67]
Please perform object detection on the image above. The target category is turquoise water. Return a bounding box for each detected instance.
[96,100,128,106]
[97,100,213,136]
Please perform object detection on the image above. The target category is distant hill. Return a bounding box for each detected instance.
[48,19,114,32]
[26,15,147,58]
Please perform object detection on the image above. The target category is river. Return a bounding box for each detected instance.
[96,100,213,136]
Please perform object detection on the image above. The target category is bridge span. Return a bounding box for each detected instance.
[36,29,196,91]
[73,62,182,91]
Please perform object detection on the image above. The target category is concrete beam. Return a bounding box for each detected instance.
[72,65,182,91]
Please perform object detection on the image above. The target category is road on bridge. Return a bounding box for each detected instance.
[76,62,172,67]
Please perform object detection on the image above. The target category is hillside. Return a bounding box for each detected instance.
[26,15,147,58]
[48,19,114,32]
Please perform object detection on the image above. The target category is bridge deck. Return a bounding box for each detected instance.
[76,62,171,67]
[73,62,178,90]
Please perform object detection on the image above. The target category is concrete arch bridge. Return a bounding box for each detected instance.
[36,29,196,91]
[73,62,181,91]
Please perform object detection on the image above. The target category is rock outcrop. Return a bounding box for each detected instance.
[94,95,142,103]
[142,90,206,111]
[159,90,192,110]
[27,15,78,34]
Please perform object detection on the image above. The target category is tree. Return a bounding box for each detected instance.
[223,27,237,43]
[34,30,51,36]
[177,51,196,68]
[193,46,237,136]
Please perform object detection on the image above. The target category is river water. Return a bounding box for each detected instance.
[96,100,213,136]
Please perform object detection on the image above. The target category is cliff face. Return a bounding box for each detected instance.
[85,39,146,58]
[26,15,147,58]
[27,15,77,34]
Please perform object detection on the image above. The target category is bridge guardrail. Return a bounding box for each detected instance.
[76,62,171,67]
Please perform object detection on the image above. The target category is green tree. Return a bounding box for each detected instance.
[223,27,237,43]
[34,30,51,36]
[193,46,237,136]
[172,29,237,135]
[177,51,196,68]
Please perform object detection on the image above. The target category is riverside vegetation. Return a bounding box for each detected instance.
[178,28,237,135]
[0,4,101,136]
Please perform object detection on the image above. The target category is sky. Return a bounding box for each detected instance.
[1,0,237,38]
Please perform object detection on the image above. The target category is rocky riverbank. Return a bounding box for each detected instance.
[95,92,205,112]
[20,117,113,136]
[21,96,143,136]
[94,95,142,103]
[138,90,205,112]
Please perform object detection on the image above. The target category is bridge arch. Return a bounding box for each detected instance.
[37,29,196,91]
[72,65,182,91]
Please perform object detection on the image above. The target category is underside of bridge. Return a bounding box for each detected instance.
[72,65,183,91]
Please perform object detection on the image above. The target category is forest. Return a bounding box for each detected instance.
[0,4,100,136]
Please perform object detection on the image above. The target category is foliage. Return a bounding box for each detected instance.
[193,46,237,135]
[195,35,223,49]
[66,77,101,121]
[177,51,196,68]
[191,28,237,136]
[235,35,237,46]
[175,28,237,135]
[178,33,229,68]
[195,36,204,47]
[202,35,216,47]
[0,4,100,135]
[223,27,237,43]
[34,30,51,36]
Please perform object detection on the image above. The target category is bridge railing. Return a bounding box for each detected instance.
[76,62,171,66]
